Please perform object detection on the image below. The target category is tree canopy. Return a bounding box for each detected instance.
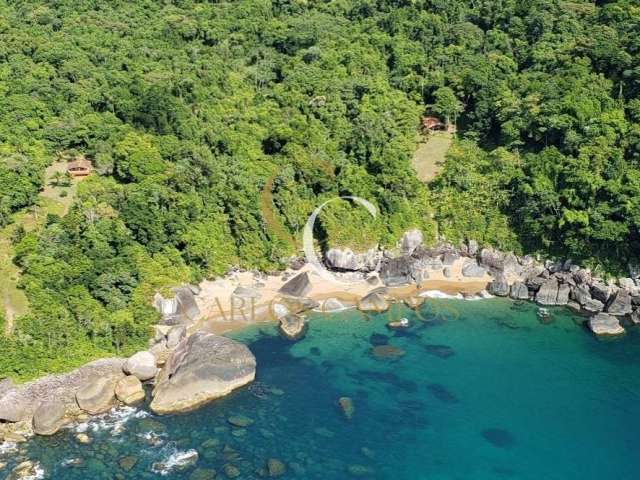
[1,0,639,380]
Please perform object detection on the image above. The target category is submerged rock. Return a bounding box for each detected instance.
[347,464,375,476]
[227,415,254,428]
[424,344,455,359]
[267,458,286,477]
[150,332,256,414]
[426,383,458,404]
[278,314,308,341]
[370,345,405,360]
[481,428,515,448]
[589,313,625,336]
[404,296,425,309]
[338,397,354,419]
[358,292,389,312]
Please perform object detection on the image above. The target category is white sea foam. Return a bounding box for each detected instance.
[419,290,464,299]
[138,430,167,447]
[0,441,18,456]
[73,406,150,436]
[151,446,198,475]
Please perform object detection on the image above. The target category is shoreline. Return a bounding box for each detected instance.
[2,235,639,449]
[193,257,492,336]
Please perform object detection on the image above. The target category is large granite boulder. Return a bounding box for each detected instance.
[573,268,592,285]
[0,399,26,423]
[400,229,423,255]
[278,314,308,341]
[618,278,638,294]
[150,332,256,414]
[461,260,486,278]
[115,376,145,405]
[509,282,529,300]
[166,326,187,349]
[32,399,67,435]
[76,376,120,414]
[442,251,460,266]
[606,289,633,316]
[154,286,201,326]
[571,285,605,312]
[556,283,570,305]
[279,272,312,297]
[589,313,625,336]
[630,309,640,325]
[124,351,157,381]
[591,281,614,304]
[324,248,380,272]
[232,286,262,300]
[358,291,389,312]
[536,279,559,305]
[488,279,509,297]
[379,256,416,286]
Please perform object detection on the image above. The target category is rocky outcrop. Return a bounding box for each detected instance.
[536,279,558,305]
[279,272,312,297]
[399,229,423,255]
[509,282,529,300]
[0,358,125,426]
[278,314,308,341]
[488,279,509,297]
[324,247,380,272]
[379,256,418,286]
[166,326,187,349]
[32,399,67,435]
[150,332,256,414]
[589,313,625,336]
[232,285,262,299]
[606,289,632,316]
[124,351,158,381]
[153,285,200,326]
[461,260,487,278]
[591,282,614,304]
[76,375,120,414]
[115,375,145,405]
[358,291,389,312]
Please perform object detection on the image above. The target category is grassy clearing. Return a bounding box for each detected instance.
[1,162,81,334]
[412,131,453,182]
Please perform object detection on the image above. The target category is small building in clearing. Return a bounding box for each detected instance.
[67,157,93,177]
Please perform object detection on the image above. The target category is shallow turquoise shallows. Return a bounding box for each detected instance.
[4,298,640,479]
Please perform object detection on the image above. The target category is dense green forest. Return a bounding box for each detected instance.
[1,0,639,380]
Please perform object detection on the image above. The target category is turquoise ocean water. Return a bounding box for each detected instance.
[2,298,640,479]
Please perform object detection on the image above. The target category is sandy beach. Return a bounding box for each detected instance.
[194,259,491,335]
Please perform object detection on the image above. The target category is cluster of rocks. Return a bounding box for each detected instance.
[0,329,256,441]
[326,229,640,337]
[483,251,639,335]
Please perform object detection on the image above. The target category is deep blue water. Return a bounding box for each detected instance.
[2,298,640,479]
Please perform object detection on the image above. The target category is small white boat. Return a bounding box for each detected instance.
[537,307,551,319]
[386,317,410,329]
